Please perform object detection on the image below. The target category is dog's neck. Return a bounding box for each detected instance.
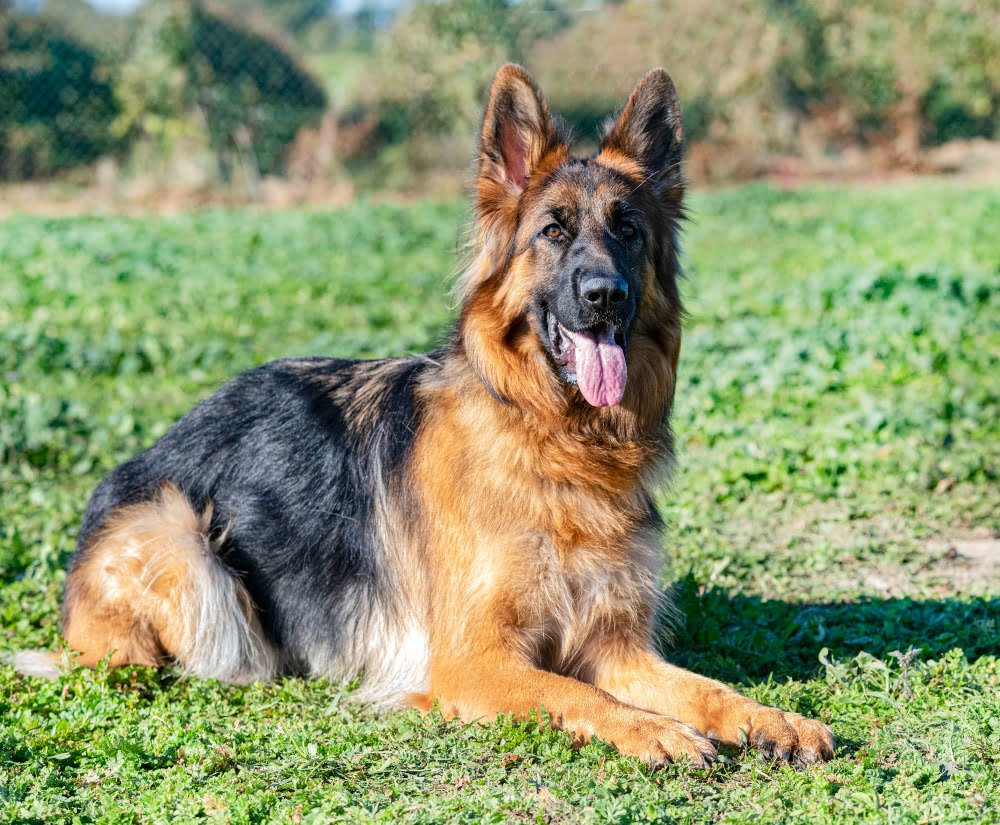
[431,331,674,497]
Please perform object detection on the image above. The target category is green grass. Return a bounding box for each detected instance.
[2,181,998,823]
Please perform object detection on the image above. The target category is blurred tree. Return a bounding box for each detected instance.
[116,0,327,181]
[768,0,999,149]
[214,0,335,39]
[0,9,120,179]
[37,0,130,56]
[359,0,571,187]
[527,0,997,180]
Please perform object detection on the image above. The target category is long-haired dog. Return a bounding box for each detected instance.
[18,65,834,766]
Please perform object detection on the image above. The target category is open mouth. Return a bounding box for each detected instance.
[546,310,628,408]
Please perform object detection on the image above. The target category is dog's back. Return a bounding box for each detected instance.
[25,357,435,703]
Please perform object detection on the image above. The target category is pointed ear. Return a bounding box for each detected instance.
[599,68,684,192]
[478,64,561,193]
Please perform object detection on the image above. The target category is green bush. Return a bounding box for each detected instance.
[355,0,570,189]
[770,0,999,146]
[116,0,327,180]
[0,13,120,179]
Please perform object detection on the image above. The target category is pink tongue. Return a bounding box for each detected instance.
[564,327,627,407]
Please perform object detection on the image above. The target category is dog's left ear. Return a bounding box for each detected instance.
[478,64,561,194]
[599,69,684,193]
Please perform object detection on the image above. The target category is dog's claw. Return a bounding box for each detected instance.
[793,748,822,767]
[747,708,835,766]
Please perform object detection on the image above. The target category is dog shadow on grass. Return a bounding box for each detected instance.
[658,577,998,759]
[662,574,1000,685]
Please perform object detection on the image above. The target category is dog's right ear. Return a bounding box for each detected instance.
[477,64,562,205]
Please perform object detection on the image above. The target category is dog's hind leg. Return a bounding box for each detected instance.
[15,483,276,683]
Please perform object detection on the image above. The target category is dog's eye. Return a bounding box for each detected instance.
[542,223,563,240]
[619,220,638,239]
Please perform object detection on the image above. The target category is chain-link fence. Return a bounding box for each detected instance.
[2,0,998,201]
[1,0,342,194]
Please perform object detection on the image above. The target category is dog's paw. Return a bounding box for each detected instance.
[745,706,835,765]
[612,713,718,768]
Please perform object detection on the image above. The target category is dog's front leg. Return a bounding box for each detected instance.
[586,641,835,764]
[424,652,718,766]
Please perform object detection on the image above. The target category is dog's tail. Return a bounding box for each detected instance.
[12,483,276,684]
[9,649,63,678]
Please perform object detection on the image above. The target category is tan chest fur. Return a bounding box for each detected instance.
[485,528,662,675]
[413,383,665,674]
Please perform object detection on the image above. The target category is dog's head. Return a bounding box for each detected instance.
[459,64,685,430]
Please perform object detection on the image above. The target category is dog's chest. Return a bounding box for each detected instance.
[515,532,648,668]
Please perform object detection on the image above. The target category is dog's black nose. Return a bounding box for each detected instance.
[580,273,628,310]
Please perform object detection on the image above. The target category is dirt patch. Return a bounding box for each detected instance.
[0,176,354,219]
[920,531,1000,587]
[3,139,1000,218]
[715,496,1000,599]
[857,530,1000,598]
[924,536,1000,566]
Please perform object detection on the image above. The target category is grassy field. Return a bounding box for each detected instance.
[1,182,998,823]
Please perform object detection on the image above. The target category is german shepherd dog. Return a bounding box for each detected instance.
[18,66,834,766]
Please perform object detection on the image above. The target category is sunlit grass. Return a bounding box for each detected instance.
[2,181,997,823]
